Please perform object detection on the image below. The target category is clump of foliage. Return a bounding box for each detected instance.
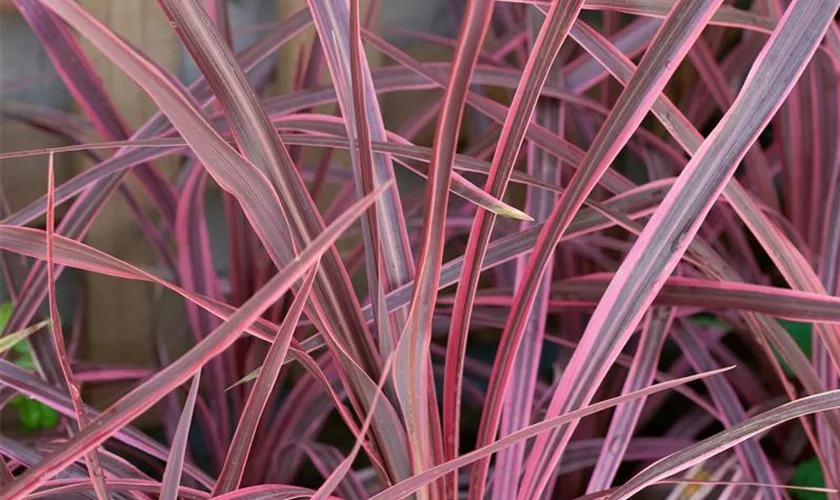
[1,0,840,498]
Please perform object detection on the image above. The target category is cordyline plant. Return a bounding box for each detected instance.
[2,0,840,498]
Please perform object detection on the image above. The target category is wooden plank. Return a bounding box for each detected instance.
[74,1,180,401]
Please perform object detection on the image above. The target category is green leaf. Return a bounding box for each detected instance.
[791,457,826,500]
[10,330,36,371]
[17,397,41,430]
[779,319,813,357]
[39,403,59,428]
[775,320,813,377]
[11,396,59,432]
[0,302,12,330]
[15,352,35,371]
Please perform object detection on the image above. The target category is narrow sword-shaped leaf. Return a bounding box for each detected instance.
[213,269,317,494]
[46,155,109,500]
[455,274,836,321]
[581,480,838,500]
[348,0,403,361]
[307,0,414,335]
[585,307,674,492]
[159,371,201,500]
[391,0,496,492]
[549,438,693,477]
[0,436,87,481]
[568,0,840,381]
[212,485,318,500]
[0,438,114,499]
[312,352,396,500]
[818,103,840,486]
[175,165,230,455]
[519,1,840,499]
[546,276,840,323]
[204,0,231,45]
[687,37,778,210]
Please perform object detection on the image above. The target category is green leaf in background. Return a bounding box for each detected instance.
[11,337,36,372]
[0,302,59,431]
[688,314,730,329]
[790,456,827,500]
[9,395,59,431]
[0,301,12,328]
[776,319,813,377]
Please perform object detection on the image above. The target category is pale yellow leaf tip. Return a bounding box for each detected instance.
[495,205,534,222]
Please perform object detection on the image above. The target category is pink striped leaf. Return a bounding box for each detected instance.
[159,371,201,500]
